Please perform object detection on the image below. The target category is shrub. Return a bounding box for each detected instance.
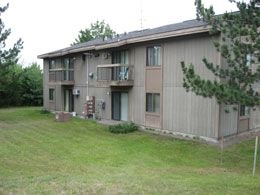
[109,122,138,134]
[40,109,50,114]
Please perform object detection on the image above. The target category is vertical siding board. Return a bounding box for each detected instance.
[250,86,260,130]
[55,85,62,111]
[163,35,220,138]
[251,109,260,129]
[134,47,145,87]
[90,87,111,119]
[43,60,49,110]
[162,87,172,129]
[130,47,145,126]
[131,86,145,125]
[219,104,238,136]
[71,52,112,118]
[43,33,237,139]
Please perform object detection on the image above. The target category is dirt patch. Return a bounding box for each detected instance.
[194,167,229,175]
[220,129,260,148]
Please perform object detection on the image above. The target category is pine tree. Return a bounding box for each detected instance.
[181,0,260,107]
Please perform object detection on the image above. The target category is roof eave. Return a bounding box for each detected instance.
[38,25,211,59]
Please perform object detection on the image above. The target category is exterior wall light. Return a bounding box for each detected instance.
[89,72,94,78]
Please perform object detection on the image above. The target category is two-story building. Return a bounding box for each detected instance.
[38,19,260,142]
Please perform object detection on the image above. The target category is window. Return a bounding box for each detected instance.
[112,50,128,64]
[49,88,54,101]
[240,105,250,117]
[147,46,161,66]
[63,58,74,69]
[112,50,129,80]
[63,58,70,69]
[63,58,74,81]
[146,93,160,113]
[49,60,56,69]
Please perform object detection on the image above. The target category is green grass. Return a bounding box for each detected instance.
[0,107,259,194]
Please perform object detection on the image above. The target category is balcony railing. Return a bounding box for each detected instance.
[49,69,74,85]
[97,64,134,87]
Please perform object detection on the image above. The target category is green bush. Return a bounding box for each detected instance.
[40,108,51,114]
[109,122,138,134]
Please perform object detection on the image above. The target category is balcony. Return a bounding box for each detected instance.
[97,64,134,87]
[49,69,74,85]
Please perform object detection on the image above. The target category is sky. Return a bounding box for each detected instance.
[1,0,238,67]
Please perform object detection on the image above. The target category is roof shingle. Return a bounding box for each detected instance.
[38,19,208,58]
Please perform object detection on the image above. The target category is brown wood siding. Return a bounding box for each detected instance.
[249,84,260,130]
[43,59,49,110]
[145,45,163,129]
[251,108,260,129]
[162,35,220,138]
[49,101,55,111]
[238,117,249,133]
[163,87,219,138]
[89,86,111,120]
[145,67,162,128]
[219,105,238,137]
[55,85,62,111]
[145,68,162,92]
[129,47,145,125]
[129,86,145,125]
[133,47,145,87]
[145,114,161,129]
[72,52,112,118]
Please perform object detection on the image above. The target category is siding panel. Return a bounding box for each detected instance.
[129,47,146,125]
[43,60,49,109]
[219,105,238,136]
[162,35,220,138]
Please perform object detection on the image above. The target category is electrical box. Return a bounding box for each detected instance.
[73,89,80,95]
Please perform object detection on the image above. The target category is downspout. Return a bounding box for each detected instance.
[84,53,92,100]
[87,55,89,100]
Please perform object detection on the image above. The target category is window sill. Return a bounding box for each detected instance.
[145,112,160,116]
[239,115,249,120]
[145,66,161,70]
[49,68,74,71]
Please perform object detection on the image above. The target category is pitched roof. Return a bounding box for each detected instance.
[38,19,209,59]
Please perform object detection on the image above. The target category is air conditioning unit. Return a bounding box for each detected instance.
[73,89,80,95]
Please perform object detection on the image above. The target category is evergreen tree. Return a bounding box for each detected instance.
[72,20,116,45]
[0,3,23,106]
[181,0,260,107]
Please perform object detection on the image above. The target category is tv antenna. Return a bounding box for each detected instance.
[140,0,143,30]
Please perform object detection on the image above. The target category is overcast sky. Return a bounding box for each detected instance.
[1,0,238,66]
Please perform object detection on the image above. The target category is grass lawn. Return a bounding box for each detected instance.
[0,107,259,194]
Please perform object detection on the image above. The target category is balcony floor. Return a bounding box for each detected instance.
[97,80,133,87]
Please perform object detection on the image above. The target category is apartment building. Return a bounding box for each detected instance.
[38,19,260,142]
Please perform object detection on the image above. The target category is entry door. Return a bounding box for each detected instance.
[112,92,121,120]
[120,93,128,121]
[64,89,74,112]
[112,92,128,121]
